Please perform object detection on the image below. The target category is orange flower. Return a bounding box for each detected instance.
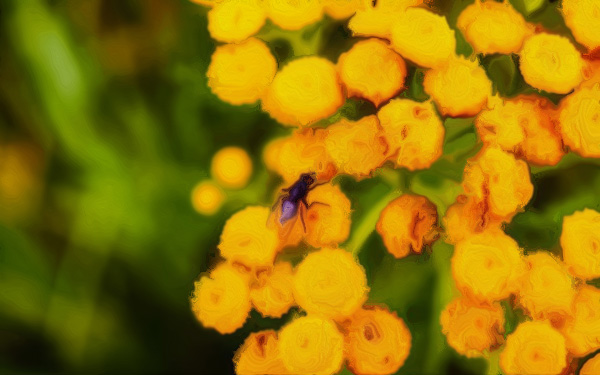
[191,180,226,215]
[561,208,600,280]
[207,0,266,43]
[211,146,253,189]
[347,0,422,39]
[558,85,600,158]
[265,0,323,30]
[443,195,503,245]
[304,183,352,248]
[561,0,600,51]
[234,330,288,375]
[250,262,295,318]
[561,285,600,357]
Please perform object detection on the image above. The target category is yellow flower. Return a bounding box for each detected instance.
[250,262,295,318]
[580,351,600,375]
[191,180,226,215]
[561,0,600,51]
[377,99,445,171]
[499,321,567,375]
[462,147,533,221]
[517,252,576,323]
[324,115,388,178]
[191,262,251,334]
[219,206,280,268]
[293,247,368,319]
[457,0,532,54]
[278,315,344,375]
[347,0,422,39]
[561,208,600,280]
[211,146,253,189]
[440,297,504,358]
[558,85,600,158]
[234,330,288,375]
[519,33,584,94]
[345,306,412,375]
[262,56,344,127]
[337,38,407,107]
[561,285,600,357]
[265,0,323,31]
[443,195,503,245]
[451,229,525,302]
[390,7,456,69]
[207,38,277,105]
[423,56,492,117]
[321,0,364,19]
[207,0,266,43]
[581,60,600,90]
[376,194,439,259]
[304,183,352,248]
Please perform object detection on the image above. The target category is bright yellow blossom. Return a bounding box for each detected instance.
[191,180,226,215]
[347,0,422,39]
[423,56,492,117]
[581,352,600,375]
[559,85,600,158]
[345,306,412,375]
[440,297,504,358]
[191,262,252,334]
[376,194,439,259]
[234,330,288,375]
[337,39,407,107]
[561,285,600,357]
[377,99,445,171]
[562,0,600,51]
[278,315,344,375]
[561,208,600,280]
[499,321,567,375]
[211,146,253,189]
[262,56,344,127]
[207,38,277,105]
[207,0,266,43]
[250,262,295,318]
[321,0,364,20]
[293,247,368,319]
[265,0,323,31]
[304,184,352,248]
[443,195,503,245]
[519,33,584,94]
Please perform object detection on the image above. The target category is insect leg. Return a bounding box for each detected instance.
[299,203,307,233]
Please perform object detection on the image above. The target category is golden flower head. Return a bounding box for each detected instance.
[443,195,503,245]
[561,285,600,357]
[345,306,412,375]
[324,115,388,178]
[561,208,600,280]
[337,38,407,107]
[207,0,266,43]
[304,183,352,248]
[191,180,226,215]
[207,38,277,105]
[191,262,251,334]
[321,0,364,20]
[390,7,456,69]
[440,297,504,358]
[262,56,344,127]
[376,194,439,259]
[423,56,492,117]
[265,0,323,30]
[347,0,422,39]
[457,0,532,54]
[278,315,344,375]
[499,321,567,375]
[234,330,287,375]
[211,146,253,189]
[293,247,368,320]
[451,229,525,302]
[558,84,600,158]
[218,206,280,268]
[377,99,445,171]
[250,261,295,318]
[561,0,600,51]
[581,352,600,375]
[519,33,584,94]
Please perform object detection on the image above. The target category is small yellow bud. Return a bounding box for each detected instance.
[211,146,253,189]
[250,262,295,318]
[348,0,422,39]
[321,0,364,20]
[561,285,600,357]
[443,195,503,245]
[191,180,226,215]
[561,0,600,51]
[559,85,600,158]
[234,330,288,375]
[304,183,352,248]
[265,0,323,30]
[207,0,266,43]
[561,208,600,280]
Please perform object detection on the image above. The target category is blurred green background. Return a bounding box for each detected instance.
[0,0,599,374]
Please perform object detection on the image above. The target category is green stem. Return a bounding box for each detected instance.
[487,350,501,375]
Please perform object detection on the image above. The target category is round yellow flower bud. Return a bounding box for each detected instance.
[518,252,576,322]
[345,306,412,375]
[324,115,388,178]
[390,7,456,69]
[499,321,567,375]
[457,0,532,54]
[337,39,407,107]
[377,99,445,171]
[443,195,503,245]
[559,85,600,158]
[293,247,368,319]
[262,57,344,127]
[211,146,253,189]
[191,262,251,334]
[580,352,600,375]
[219,206,280,268]
[451,229,525,302]
[250,262,295,318]
[191,180,226,215]
[562,0,600,51]
[304,184,352,248]
[440,297,504,358]
[207,38,277,105]
[376,194,439,259]
[234,330,288,375]
[519,33,584,94]
[463,147,533,221]
[278,315,344,375]
[561,208,600,280]
[265,0,323,31]
[207,0,266,43]
[322,0,363,20]
[347,0,422,39]
[561,285,600,357]
[423,56,492,117]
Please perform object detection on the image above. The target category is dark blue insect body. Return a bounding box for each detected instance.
[273,172,327,231]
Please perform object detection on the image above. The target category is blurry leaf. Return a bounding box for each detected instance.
[455,30,474,57]
[402,67,429,102]
[481,54,518,97]
[511,0,546,16]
